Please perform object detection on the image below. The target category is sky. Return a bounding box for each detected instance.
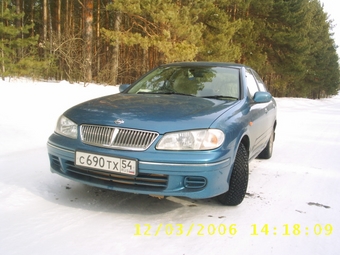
[321,0,340,57]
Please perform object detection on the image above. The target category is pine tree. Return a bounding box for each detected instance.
[195,0,242,62]
[304,0,340,98]
[265,0,311,97]
[0,0,39,79]
[103,0,203,64]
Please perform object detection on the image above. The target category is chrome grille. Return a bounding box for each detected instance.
[80,125,158,151]
[81,125,116,146]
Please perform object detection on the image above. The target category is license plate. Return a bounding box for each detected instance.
[75,151,138,176]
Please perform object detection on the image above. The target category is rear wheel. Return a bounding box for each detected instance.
[217,143,249,206]
[257,129,274,159]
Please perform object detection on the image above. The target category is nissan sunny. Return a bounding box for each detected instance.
[47,62,277,205]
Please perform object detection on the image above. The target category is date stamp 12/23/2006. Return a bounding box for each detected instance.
[134,223,334,237]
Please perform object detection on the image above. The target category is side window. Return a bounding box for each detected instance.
[245,68,259,98]
[252,70,267,92]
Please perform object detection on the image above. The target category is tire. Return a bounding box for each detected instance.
[257,129,274,159]
[217,143,249,206]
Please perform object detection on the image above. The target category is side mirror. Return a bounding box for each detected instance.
[119,84,131,92]
[253,91,272,103]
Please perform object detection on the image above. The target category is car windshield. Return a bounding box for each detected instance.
[127,66,240,100]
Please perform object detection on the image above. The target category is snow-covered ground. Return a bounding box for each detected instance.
[1,78,339,255]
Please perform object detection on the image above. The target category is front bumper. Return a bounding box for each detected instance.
[47,135,232,199]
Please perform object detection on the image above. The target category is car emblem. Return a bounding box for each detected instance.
[114,119,124,125]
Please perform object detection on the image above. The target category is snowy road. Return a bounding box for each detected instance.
[1,79,339,254]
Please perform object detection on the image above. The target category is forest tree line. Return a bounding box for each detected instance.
[0,0,339,98]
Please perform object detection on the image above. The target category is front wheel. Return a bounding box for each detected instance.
[217,143,249,206]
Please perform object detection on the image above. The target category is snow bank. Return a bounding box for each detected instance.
[0,79,339,255]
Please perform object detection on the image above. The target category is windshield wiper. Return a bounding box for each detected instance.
[202,95,239,100]
[161,91,195,97]
[139,91,195,97]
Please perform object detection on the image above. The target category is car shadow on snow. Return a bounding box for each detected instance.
[48,179,221,215]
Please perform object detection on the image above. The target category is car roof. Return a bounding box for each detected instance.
[161,61,248,69]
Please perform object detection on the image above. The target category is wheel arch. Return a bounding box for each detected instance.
[240,134,250,159]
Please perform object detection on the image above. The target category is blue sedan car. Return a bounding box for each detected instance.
[47,62,277,205]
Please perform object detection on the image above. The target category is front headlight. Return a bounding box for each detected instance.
[55,115,78,139]
[156,129,225,150]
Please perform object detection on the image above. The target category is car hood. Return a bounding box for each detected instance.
[64,93,236,133]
